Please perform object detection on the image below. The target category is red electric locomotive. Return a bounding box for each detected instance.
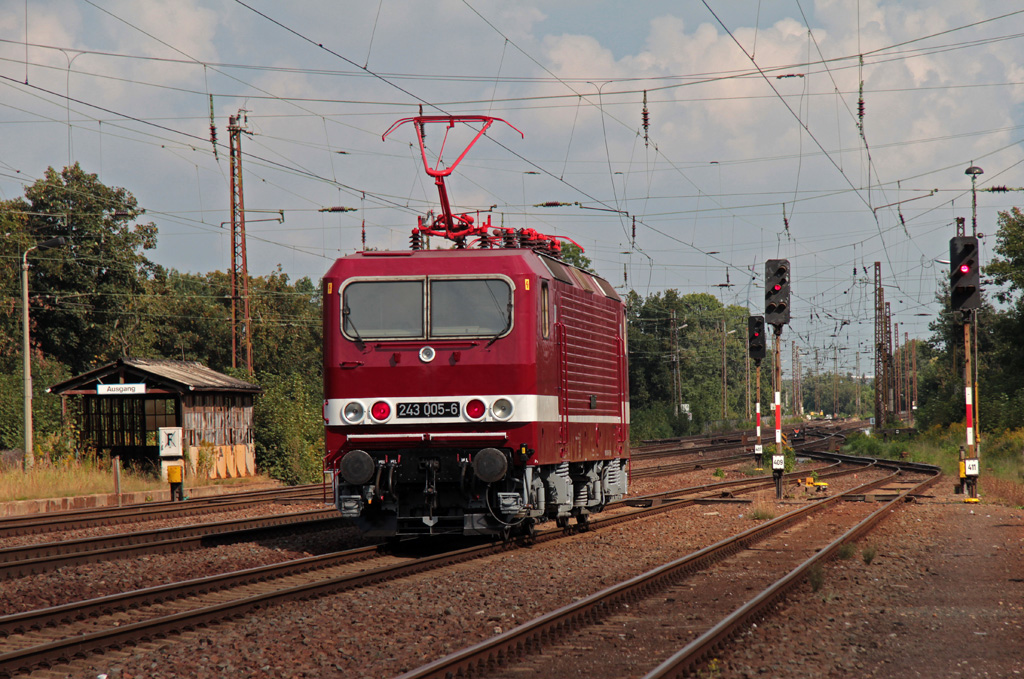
[322,116,629,537]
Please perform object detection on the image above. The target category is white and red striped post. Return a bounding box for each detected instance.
[965,386,975,450]
[775,390,782,447]
[962,317,979,500]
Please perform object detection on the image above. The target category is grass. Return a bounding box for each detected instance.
[982,476,1024,509]
[0,457,280,503]
[807,563,825,592]
[843,425,1024,508]
[836,542,857,560]
[749,498,776,521]
[0,459,165,502]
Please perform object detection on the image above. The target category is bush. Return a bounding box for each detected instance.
[252,372,324,485]
[836,542,856,560]
[0,357,71,453]
[629,403,676,442]
[808,563,825,592]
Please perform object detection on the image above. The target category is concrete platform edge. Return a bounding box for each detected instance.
[0,482,285,518]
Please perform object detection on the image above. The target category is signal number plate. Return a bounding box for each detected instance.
[397,401,460,418]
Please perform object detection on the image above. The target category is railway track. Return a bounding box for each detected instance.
[0,508,342,580]
[0,428,853,583]
[632,424,859,480]
[0,484,327,539]
[394,459,939,679]
[0,455,879,678]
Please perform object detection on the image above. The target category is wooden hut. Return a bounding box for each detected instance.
[48,358,262,479]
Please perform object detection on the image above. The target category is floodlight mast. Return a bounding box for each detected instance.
[382,115,523,236]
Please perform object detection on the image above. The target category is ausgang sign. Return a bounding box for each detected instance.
[97,383,147,395]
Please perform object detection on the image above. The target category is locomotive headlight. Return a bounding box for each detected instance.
[342,401,365,424]
[465,398,486,421]
[370,400,392,422]
[491,397,514,421]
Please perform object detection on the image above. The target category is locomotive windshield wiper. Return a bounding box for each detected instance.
[485,296,513,348]
[342,304,365,349]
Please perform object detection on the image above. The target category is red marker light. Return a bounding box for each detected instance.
[371,401,391,420]
[465,399,486,419]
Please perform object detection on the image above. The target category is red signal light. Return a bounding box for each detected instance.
[959,264,970,274]
[773,284,782,291]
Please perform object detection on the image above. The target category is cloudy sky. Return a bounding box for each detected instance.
[3,1,1023,375]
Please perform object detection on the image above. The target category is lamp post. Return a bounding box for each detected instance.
[966,164,983,235]
[22,236,66,471]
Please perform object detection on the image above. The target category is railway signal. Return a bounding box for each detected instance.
[764,259,790,471]
[747,315,766,362]
[949,236,980,311]
[764,259,791,326]
[949,235,981,501]
[748,315,766,467]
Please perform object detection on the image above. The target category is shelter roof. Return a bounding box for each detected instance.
[47,357,262,396]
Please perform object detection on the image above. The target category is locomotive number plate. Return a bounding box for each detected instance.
[396,401,461,418]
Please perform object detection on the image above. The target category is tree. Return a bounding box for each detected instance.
[0,164,157,373]
[626,288,753,439]
[249,268,322,377]
[986,207,1024,301]
[559,242,592,271]
[137,268,234,370]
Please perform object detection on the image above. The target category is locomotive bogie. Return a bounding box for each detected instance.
[333,448,628,536]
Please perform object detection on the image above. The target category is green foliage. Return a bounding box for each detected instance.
[630,403,679,441]
[558,242,592,271]
[252,372,324,485]
[798,369,872,419]
[626,288,753,440]
[916,206,1024,437]
[861,545,878,565]
[836,543,856,560]
[808,562,825,592]
[0,357,71,452]
[139,269,234,370]
[986,206,1024,299]
[0,164,157,373]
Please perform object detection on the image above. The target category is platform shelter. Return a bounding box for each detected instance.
[48,358,262,479]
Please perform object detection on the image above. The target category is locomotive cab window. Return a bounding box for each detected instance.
[343,280,424,339]
[341,276,512,340]
[430,278,512,337]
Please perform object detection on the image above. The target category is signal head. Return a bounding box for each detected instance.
[764,258,791,326]
[949,235,981,311]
